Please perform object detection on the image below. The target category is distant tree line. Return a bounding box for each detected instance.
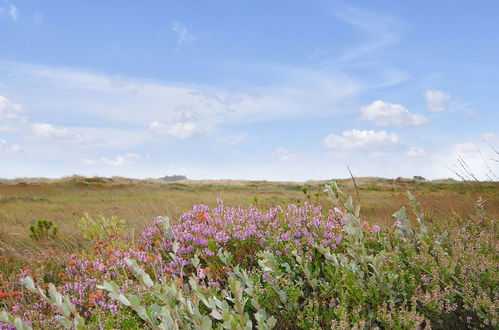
[160,175,187,182]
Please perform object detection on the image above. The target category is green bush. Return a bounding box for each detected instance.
[28,218,58,240]
[78,213,127,241]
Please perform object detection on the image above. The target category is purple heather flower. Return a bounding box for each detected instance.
[11,304,21,314]
[202,248,215,256]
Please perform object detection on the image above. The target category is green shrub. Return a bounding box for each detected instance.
[28,218,58,240]
[78,213,127,241]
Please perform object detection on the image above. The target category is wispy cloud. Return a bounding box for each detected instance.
[31,123,96,145]
[425,90,451,112]
[0,61,363,129]
[332,5,402,63]
[217,133,248,147]
[0,139,24,153]
[34,10,43,24]
[171,21,196,48]
[8,4,17,21]
[406,147,426,157]
[149,109,206,139]
[101,152,142,166]
[0,2,18,22]
[80,158,96,165]
[273,147,299,162]
[310,5,408,90]
[0,96,22,119]
[463,108,480,119]
[0,95,27,131]
[80,153,143,167]
[149,120,205,139]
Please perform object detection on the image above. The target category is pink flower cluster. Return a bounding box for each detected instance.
[142,199,344,261]
[1,200,345,328]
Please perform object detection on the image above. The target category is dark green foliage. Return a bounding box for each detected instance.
[29,218,58,240]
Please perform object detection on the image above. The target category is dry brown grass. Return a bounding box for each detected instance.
[0,177,497,277]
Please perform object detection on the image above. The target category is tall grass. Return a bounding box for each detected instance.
[0,179,497,329]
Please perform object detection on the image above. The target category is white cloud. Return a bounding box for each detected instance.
[218,133,248,147]
[101,153,142,166]
[80,158,96,165]
[450,142,497,180]
[332,6,402,63]
[1,3,18,22]
[481,132,496,142]
[452,142,476,154]
[0,96,22,118]
[81,153,143,166]
[171,21,196,47]
[361,100,428,127]
[0,139,24,153]
[425,90,451,112]
[309,6,409,90]
[406,147,426,157]
[273,147,299,162]
[324,129,402,150]
[463,108,479,119]
[0,61,362,130]
[8,4,17,21]
[31,123,95,144]
[149,120,204,139]
[0,61,411,179]
[34,10,43,24]
[426,133,499,181]
[0,95,26,131]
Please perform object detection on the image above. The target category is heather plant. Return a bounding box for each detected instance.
[28,218,58,240]
[388,196,498,328]
[252,248,427,328]
[1,182,497,329]
[97,251,277,329]
[0,311,31,330]
[138,199,344,274]
[21,276,86,329]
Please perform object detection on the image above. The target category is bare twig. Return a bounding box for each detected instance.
[457,155,479,183]
[446,165,475,193]
[478,148,498,181]
[347,166,361,203]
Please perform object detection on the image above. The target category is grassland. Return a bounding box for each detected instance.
[0,176,497,328]
[1,176,497,273]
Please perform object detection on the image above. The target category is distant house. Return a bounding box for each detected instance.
[161,175,187,182]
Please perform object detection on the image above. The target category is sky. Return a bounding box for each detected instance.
[0,0,498,181]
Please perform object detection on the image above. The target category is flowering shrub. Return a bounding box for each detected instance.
[0,183,497,329]
[141,199,343,269]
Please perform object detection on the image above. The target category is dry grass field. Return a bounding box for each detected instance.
[0,175,498,328]
[1,175,497,278]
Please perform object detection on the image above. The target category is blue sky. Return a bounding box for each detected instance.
[0,0,498,180]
